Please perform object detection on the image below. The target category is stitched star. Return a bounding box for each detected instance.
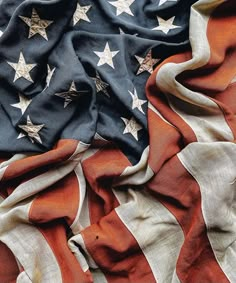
[11,94,32,114]
[135,50,160,75]
[92,71,110,97]
[158,0,178,6]
[152,16,180,34]
[19,8,53,40]
[94,42,119,69]
[73,3,91,25]
[7,52,36,83]
[18,116,44,144]
[43,64,56,91]
[108,0,135,16]
[128,89,147,114]
[121,117,143,141]
[55,81,88,108]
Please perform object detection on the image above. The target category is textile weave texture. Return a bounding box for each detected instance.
[0,0,236,282]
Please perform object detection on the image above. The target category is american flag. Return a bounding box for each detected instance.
[0,0,236,282]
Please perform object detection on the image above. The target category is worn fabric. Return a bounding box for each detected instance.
[0,0,235,282]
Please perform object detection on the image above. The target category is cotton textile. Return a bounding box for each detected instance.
[0,0,236,282]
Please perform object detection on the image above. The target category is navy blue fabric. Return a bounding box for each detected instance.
[0,0,197,164]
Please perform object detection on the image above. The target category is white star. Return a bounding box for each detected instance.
[19,8,53,40]
[135,50,160,75]
[73,3,91,26]
[7,52,36,83]
[55,81,88,108]
[0,30,3,37]
[121,117,143,141]
[158,0,178,6]
[94,42,119,69]
[43,64,56,91]
[18,115,44,144]
[11,94,32,114]
[92,71,110,97]
[128,89,147,114]
[152,16,180,34]
[108,0,135,16]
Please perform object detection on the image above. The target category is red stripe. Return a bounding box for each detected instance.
[2,139,79,181]
[81,210,156,283]
[206,0,236,138]
[29,171,79,226]
[146,55,197,147]
[147,155,229,283]
[0,241,19,283]
[30,221,93,283]
[175,0,236,138]
[148,108,183,173]
[82,144,131,224]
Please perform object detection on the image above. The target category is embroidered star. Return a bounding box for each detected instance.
[108,0,135,16]
[7,52,36,83]
[158,0,178,6]
[11,94,32,114]
[94,42,119,69]
[18,116,44,144]
[135,50,159,75]
[73,3,91,26]
[19,8,53,40]
[128,89,147,114]
[92,71,110,97]
[55,81,87,108]
[152,16,180,34]
[121,117,142,141]
[43,64,56,91]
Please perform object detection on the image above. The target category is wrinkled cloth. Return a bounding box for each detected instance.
[0,0,236,282]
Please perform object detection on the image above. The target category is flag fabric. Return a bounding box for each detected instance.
[0,0,235,282]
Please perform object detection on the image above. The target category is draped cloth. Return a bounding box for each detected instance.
[0,0,235,282]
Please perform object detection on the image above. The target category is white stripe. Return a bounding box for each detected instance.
[16,271,32,283]
[148,101,175,128]
[0,153,38,168]
[0,153,38,181]
[114,147,154,186]
[0,142,87,207]
[0,160,77,208]
[114,188,184,283]
[78,189,90,229]
[81,148,100,162]
[0,201,62,283]
[171,270,181,283]
[91,269,108,283]
[68,141,90,161]
[93,133,109,144]
[166,93,233,142]
[0,166,8,181]
[155,0,233,142]
[68,234,98,270]
[68,234,108,282]
[69,165,108,282]
[178,142,236,282]
[70,163,87,234]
